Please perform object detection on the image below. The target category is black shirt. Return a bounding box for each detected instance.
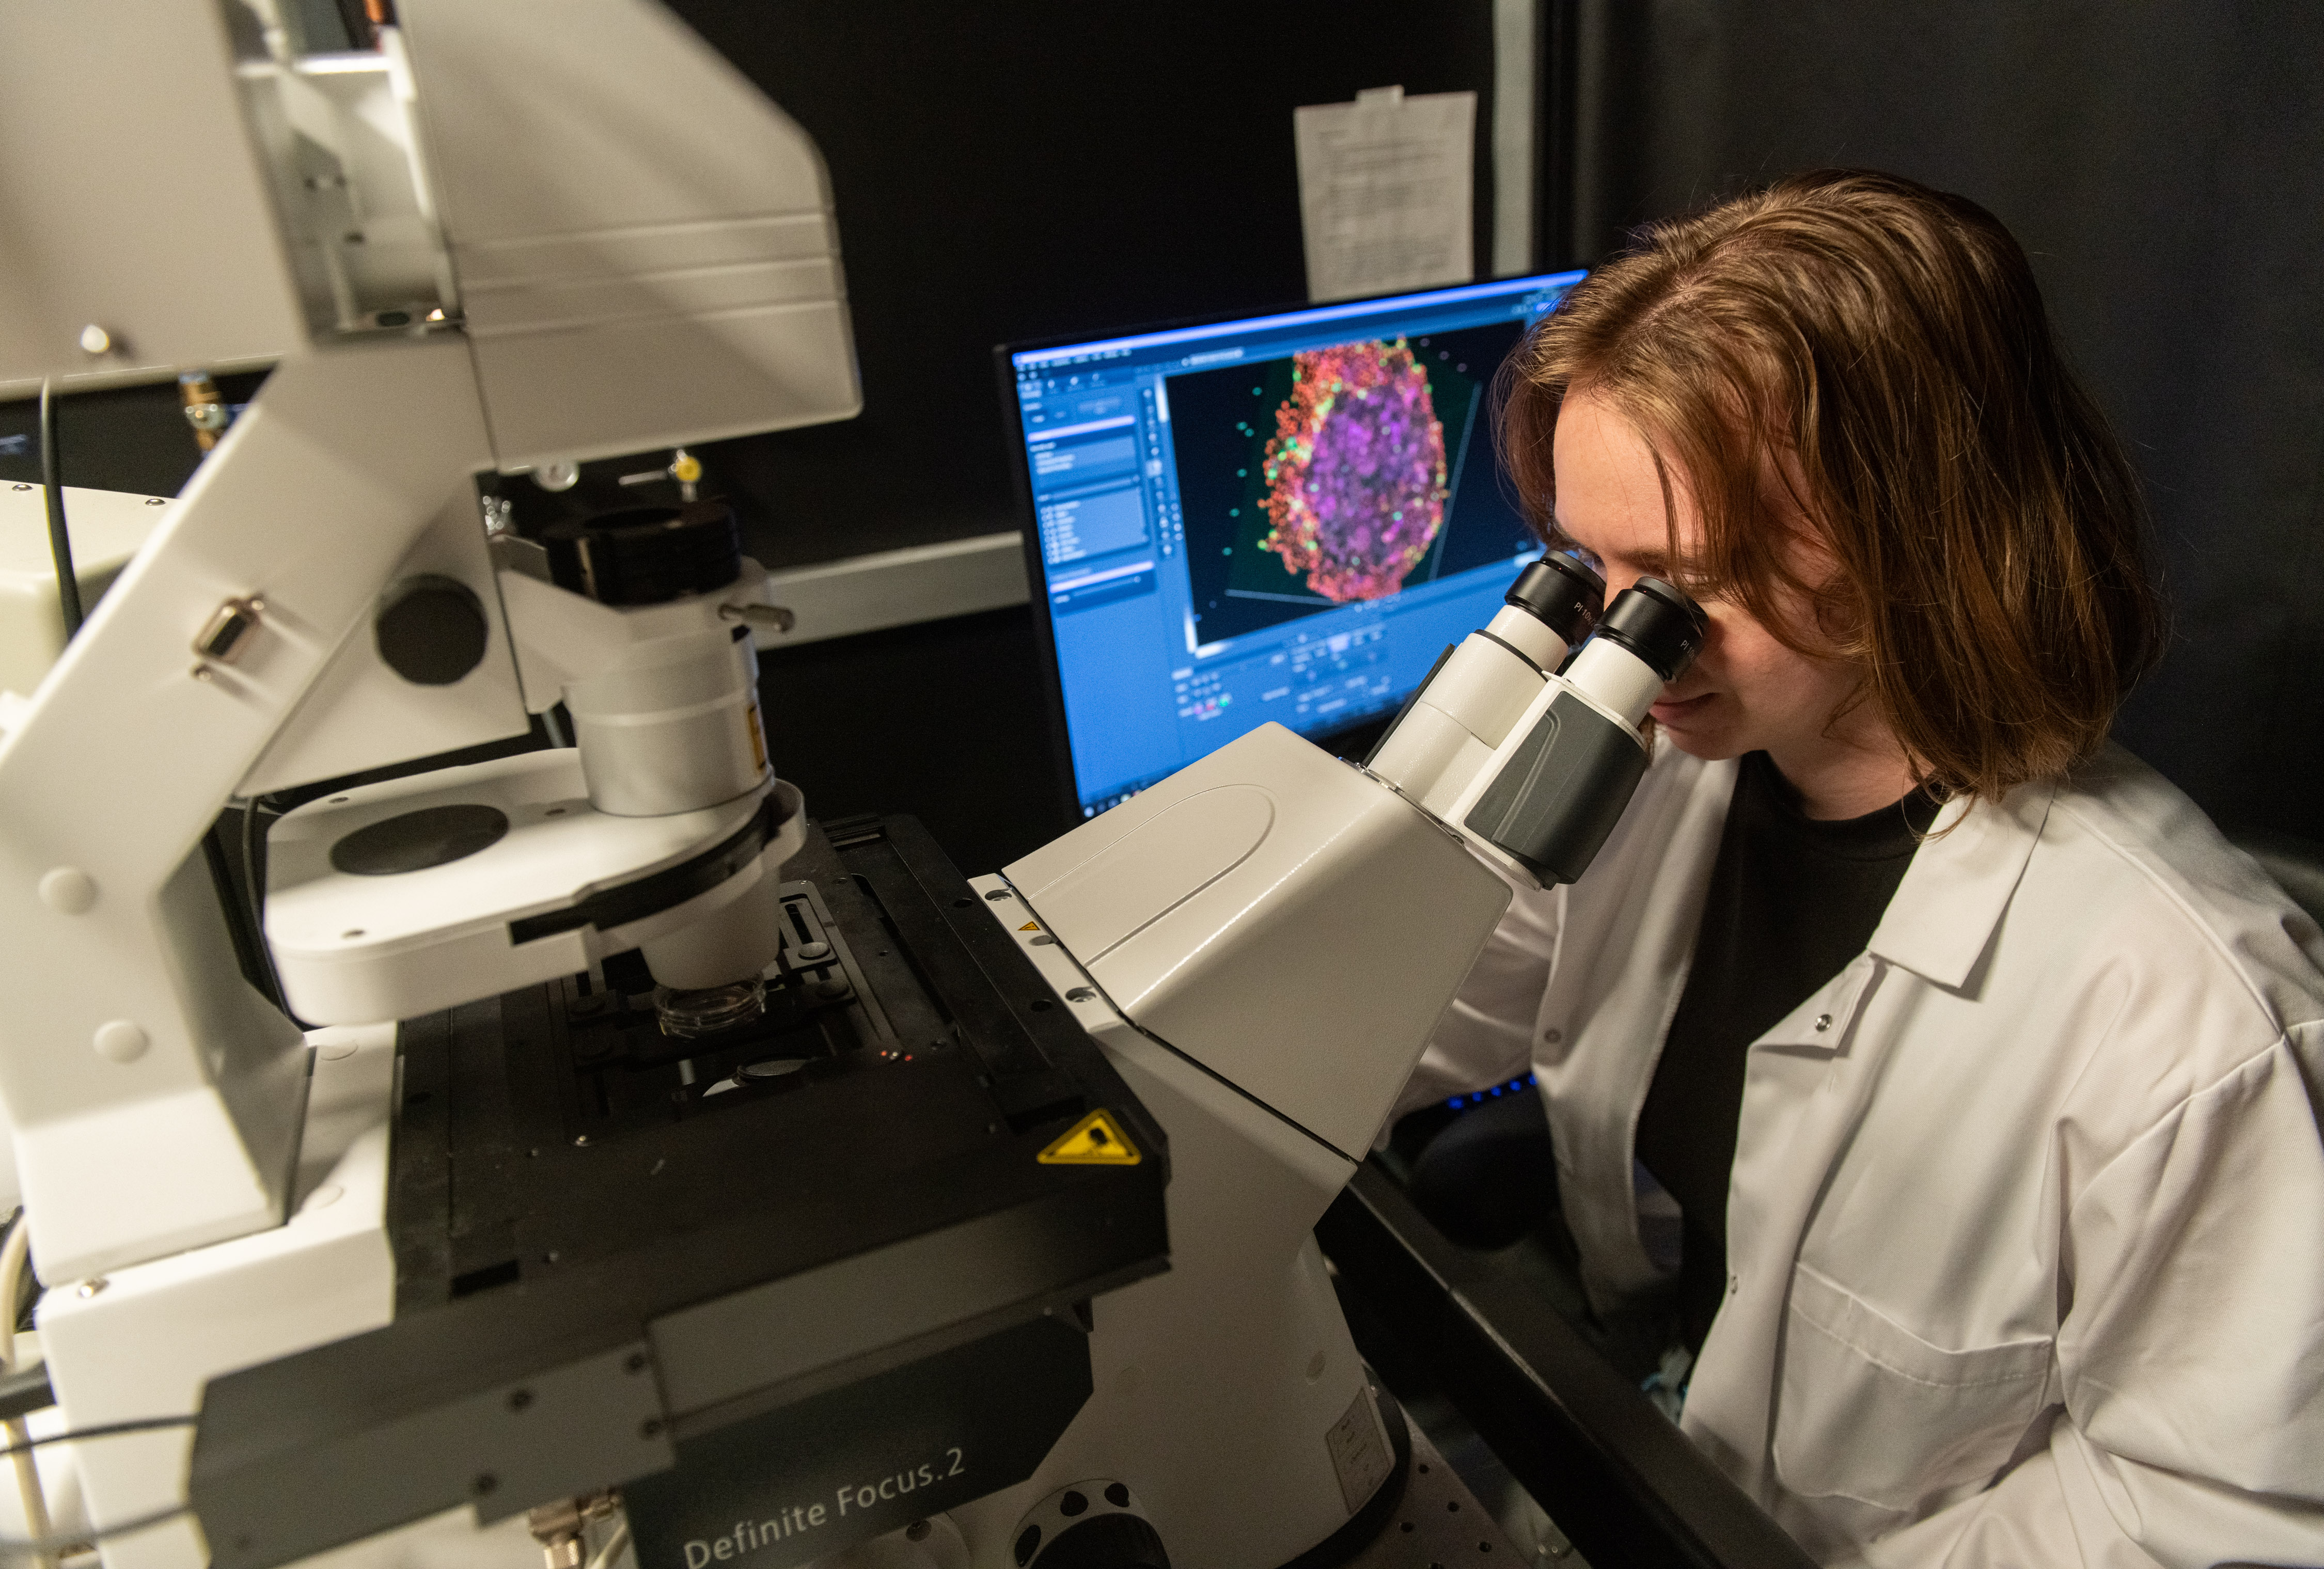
[1635,751,1939,1350]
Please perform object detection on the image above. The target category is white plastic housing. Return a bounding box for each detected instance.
[4,0,863,474]
[396,0,863,468]
[1436,634,1663,888]
[0,485,170,697]
[1365,612,1566,814]
[239,488,531,798]
[0,1,306,390]
[0,337,489,1282]
[38,1029,399,1569]
[967,883,1389,1568]
[565,627,768,817]
[497,560,781,816]
[265,752,802,1023]
[229,22,457,339]
[1563,636,1665,726]
[1483,602,1569,669]
[1006,721,1512,1161]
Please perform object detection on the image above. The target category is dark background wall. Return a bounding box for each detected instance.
[671,0,1506,573]
[1567,0,2324,842]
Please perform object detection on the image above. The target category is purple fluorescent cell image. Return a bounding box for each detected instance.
[1259,338,1449,602]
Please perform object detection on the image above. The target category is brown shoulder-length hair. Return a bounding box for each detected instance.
[1498,169,2164,801]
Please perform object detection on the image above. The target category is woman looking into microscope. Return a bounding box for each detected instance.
[1398,170,2324,1564]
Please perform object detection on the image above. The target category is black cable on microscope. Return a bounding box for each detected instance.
[0,1415,200,1559]
[38,380,84,641]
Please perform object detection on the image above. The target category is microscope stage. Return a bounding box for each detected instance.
[194,816,1169,1569]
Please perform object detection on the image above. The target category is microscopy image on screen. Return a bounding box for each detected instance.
[1259,338,1448,602]
[1173,320,1540,643]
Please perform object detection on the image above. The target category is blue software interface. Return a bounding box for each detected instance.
[1007,270,1586,819]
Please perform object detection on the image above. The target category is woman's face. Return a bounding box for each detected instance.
[1549,387,1909,813]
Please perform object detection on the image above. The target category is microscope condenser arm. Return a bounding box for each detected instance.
[0,0,859,1280]
[1,4,862,1566]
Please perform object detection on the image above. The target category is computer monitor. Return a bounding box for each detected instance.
[1000,269,1588,822]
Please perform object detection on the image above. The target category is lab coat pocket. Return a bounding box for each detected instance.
[1772,1263,2050,1512]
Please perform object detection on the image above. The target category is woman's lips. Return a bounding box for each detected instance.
[1650,691,1714,725]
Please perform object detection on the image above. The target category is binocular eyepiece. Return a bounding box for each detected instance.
[1460,566,1705,885]
[1494,553,1707,689]
[1366,554,1710,890]
[1502,552,1605,648]
[1369,554,1709,889]
[1496,554,1706,687]
[1591,575,1706,682]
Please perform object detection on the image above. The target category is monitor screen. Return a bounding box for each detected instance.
[1001,270,1587,821]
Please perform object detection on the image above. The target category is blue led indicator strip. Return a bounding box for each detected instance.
[1447,1072,1540,1111]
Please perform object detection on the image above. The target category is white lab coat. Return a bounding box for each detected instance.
[1402,739,2324,1565]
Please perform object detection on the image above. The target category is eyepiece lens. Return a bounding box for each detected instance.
[1594,575,1707,680]
[1504,553,1606,645]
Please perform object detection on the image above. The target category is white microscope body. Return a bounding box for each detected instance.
[3,3,851,1566]
[950,559,1701,1567]
[0,5,1704,1568]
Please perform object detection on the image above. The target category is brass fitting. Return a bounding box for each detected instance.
[527,1492,621,1569]
[179,372,228,453]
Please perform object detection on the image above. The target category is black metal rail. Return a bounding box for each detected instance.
[1317,1164,1817,1569]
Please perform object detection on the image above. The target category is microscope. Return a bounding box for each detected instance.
[0,5,1703,1567]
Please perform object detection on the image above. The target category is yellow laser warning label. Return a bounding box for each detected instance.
[744,703,768,772]
[1038,1110,1140,1166]
[1018,920,1041,932]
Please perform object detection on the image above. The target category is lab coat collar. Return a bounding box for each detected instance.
[1750,954,1882,1053]
[1865,776,2060,992]
[1688,784,2063,1500]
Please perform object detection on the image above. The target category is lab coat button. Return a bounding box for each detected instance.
[1813,1013,1833,1032]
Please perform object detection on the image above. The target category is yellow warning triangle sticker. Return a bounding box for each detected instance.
[1018,920,1041,932]
[1038,1108,1141,1166]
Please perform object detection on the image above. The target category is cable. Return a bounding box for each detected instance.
[36,382,83,642]
[0,1415,198,1561]
[0,1424,42,1566]
[579,1518,630,1569]
[0,1215,44,1569]
[0,1499,187,1561]
[0,1214,25,1375]
[0,1415,198,1462]
[241,804,264,949]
